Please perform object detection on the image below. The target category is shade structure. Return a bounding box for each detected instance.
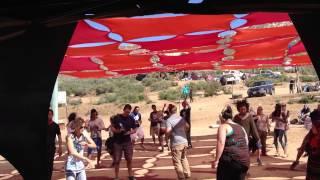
[60,12,311,78]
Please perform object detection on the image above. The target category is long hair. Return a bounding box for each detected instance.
[272,103,282,117]
[68,112,77,123]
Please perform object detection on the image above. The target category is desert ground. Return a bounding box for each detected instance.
[0,79,318,180]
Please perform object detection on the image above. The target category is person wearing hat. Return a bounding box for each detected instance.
[180,100,192,148]
[290,104,320,180]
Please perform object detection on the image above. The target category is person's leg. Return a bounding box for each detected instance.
[48,148,55,180]
[159,134,164,152]
[96,138,102,167]
[274,129,280,156]
[151,127,156,144]
[113,143,123,179]
[260,131,267,155]
[186,125,192,148]
[278,130,287,156]
[66,171,76,180]
[181,145,191,178]
[171,144,185,179]
[124,142,134,178]
[76,170,87,180]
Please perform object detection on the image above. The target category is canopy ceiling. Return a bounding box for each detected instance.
[60,12,311,78]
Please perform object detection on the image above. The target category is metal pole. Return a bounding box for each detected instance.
[50,78,59,123]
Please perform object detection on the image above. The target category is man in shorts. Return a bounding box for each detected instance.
[111,104,137,180]
[87,108,107,168]
[149,105,160,145]
[130,106,145,149]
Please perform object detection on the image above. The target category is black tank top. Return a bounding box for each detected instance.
[223,122,250,167]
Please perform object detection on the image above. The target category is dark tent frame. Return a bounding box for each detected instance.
[1,1,320,179]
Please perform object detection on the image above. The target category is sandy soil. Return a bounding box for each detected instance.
[1,80,319,179]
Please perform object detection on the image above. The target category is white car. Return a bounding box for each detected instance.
[224,74,241,84]
[222,70,244,79]
[260,70,281,76]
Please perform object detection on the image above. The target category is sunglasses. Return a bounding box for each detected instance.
[80,126,85,129]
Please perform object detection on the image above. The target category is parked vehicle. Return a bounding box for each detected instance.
[284,66,296,73]
[247,80,275,97]
[302,83,320,92]
[259,70,281,78]
[220,74,241,85]
[222,70,244,79]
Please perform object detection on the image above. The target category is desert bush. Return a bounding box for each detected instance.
[68,99,82,106]
[300,75,319,82]
[298,95,318,104]
[222,87,232,94]
[300,66,317,76]
[189,81,207,91]
[245,74,290,87]
[159,89,181,101]
[204,81,222,97]
[142,77,158,86]
[97,94,117,104]
[150,80,175,91]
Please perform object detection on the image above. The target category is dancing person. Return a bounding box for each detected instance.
[166,104,191,179]
[67,112,77,134]
[87,109,106,168]
[111,104,137,180]
[65,117,96,180]
[189,87,193,103]
[180,100,192,148]
[271,103,288,157]
[290,105,320,179]
[130,106,145,149]
[289,79,295,94]
[281,103,290,150]
[149,105,160,145]
[212,109,250,180]
[233,100,262,165]
[158,104,168,152]
[48,109,62,180]
[255,106,270,157]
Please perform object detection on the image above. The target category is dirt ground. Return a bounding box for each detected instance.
[0,80,319,180]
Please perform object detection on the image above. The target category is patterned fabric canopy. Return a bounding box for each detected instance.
[60,13,311,78]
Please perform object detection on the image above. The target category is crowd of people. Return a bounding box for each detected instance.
[48,101,192,180]
[47,99,320,180]
[213,100,320,180]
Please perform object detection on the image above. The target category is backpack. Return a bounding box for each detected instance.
[105,136,114,155]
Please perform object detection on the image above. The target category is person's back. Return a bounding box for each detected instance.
[223,123,250,168]
[167,113,188,146]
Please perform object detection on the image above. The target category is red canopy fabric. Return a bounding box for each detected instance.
[60,12,312,78]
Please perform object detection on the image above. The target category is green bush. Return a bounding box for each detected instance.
[150,80,173,91]
[300,66,317,76]
[222,87,232,94]
[300,75,319,82]
[189,81,207,91]
[204,81,222,97]
[159,89,181,101]
[298,95,318,104]
[245,74,290,87]
[97,94,117,104]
